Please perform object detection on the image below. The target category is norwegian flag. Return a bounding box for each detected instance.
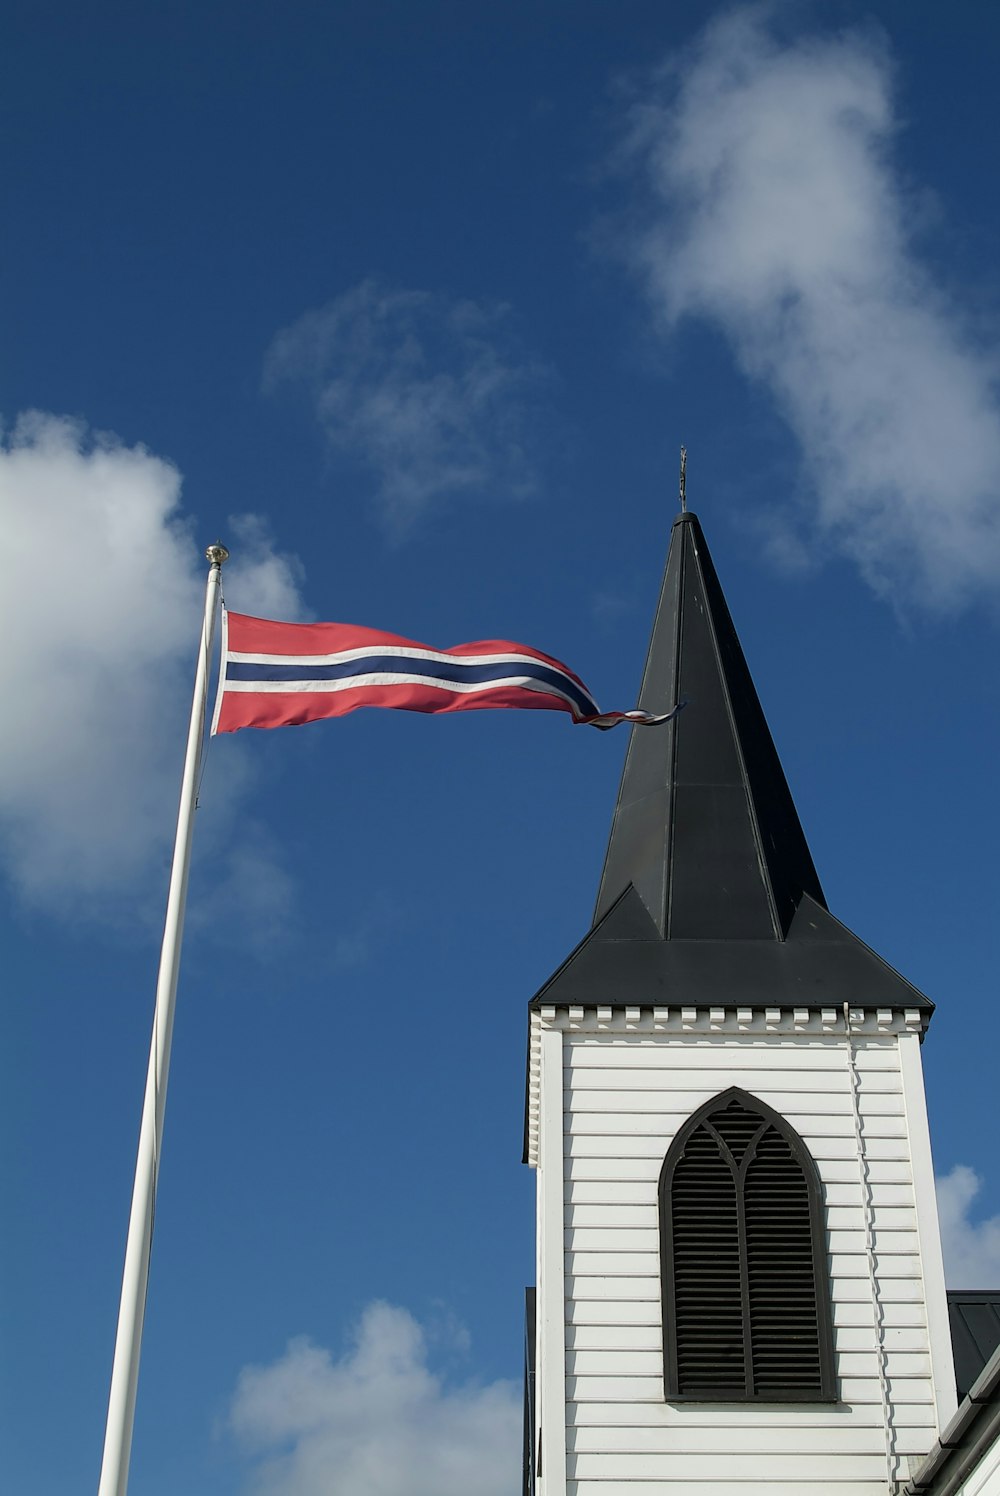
[211,610,684,735]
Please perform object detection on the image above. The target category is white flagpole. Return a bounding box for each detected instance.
[98,543,229,1496]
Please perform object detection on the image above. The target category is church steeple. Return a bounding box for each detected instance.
[595,510,823,938]
[524,503,953,1496]
[532,510,931,1012]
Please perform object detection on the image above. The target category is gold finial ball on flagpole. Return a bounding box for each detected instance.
[205,542,230,566]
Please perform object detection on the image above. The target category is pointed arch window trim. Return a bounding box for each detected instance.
[659,1086,836,1402]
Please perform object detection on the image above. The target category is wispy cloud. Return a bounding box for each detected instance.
[937,1165,1000,1289]
[228,1301,519,1496]
[614,5,1000,608]
[0,412,303,924]
[264,279,554,536]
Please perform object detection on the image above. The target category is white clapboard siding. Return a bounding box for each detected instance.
[565,1275,661,1301]
[564,1064,903,1091]
[567,1349,932,1381]
[566,1299,662,1324]
[563,1086,897,1114]
[565,1269,932,1303]
[566,1088,904,1116]
[565,1250,913,1279]
[567,1401,939,1429]
[567,1421,936,1459]
[569,1451,887,1480]
[565,1157,915,1186]
[563,1034,897,1059]
[566,1375,934,1406]
[567,1325,926,1357]
[574,1114,908,1139]
[565,1200,917,1229]
[566,1483,890,1496]
[564,1181,912,1211]
[537,1025,953,1496]
[564,1132,913,1159]
[565,1421,935,1456]
[567,1423,888,1454]
[833,1300,927,1328]
[567,1229,919,1260]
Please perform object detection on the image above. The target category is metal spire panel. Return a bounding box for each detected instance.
[595,512,823,936]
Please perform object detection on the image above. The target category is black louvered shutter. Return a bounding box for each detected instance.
[671,1124,744,1396]
[745,1124,824,1394]
[660,1091,834,1401]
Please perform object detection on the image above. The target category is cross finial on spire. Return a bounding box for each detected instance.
[679,445,688,512]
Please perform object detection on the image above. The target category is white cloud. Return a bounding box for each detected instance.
[264,279,553,535]
[228,1301,520,1496]
[0,411,303,920]
[936,1165,1000,1289]
[616,5,1000,608]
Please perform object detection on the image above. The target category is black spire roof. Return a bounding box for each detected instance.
[531,512,931,1012]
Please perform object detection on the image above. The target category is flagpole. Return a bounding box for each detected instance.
[98,543,229,1496]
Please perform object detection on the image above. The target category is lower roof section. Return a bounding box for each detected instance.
[530,885,933,1014]
[949,1292,1000,1402]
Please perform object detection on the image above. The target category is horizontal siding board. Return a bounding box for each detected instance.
[566,1205,658,1229]
[567,1373,677,1402]
[566,1226,918,1256]
[567,1375,883,1404]
[566,1090,905,1117]
[838,1351,930,1377]
[565,1276,662,1301]
[564,1250,895,1278]
[564,1037,898,1064]
[829,1205,914,1229]
[563,1326,928,1360]
[564,1270,927,1303]
[567,1423,891,1454]
[567,1484,891,1496]
[564,1066,902,1093]
[565,1093,890,1118]
[565,1157,913,1185]
[567,1299,663,1324]
[565,1151,665,1173]
[567,1483,891,1496]
[559,1430,936,1459]
[568,1348,881,1379]
[565,1228,657,1252]
[566,1299,924,1331]
[866,1254,924,1278]
[566,1113,907,1137]
[824,1183,914,1206]
[567,1348,931,1381]
[566,1374,931,1404]
[568,1325,663,1352]
[566,1402,937,1429]
[565,1133,912,1159]
[568,1452,886,1479]
[565,1187,915,1222]
[559,1208,916,1232]
[868,1278,932,1303]
[565,1181,655,1204]
[839,1327,928,1352]
[565,1250,662,1276]
[565,1179,912,1206]
[832,1300,924,1328]
[831,1229,919,1254]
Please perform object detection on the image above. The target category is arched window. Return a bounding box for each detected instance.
[659,1088,834,1402]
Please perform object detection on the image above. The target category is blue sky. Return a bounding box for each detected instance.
[3,3,1000,1492]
